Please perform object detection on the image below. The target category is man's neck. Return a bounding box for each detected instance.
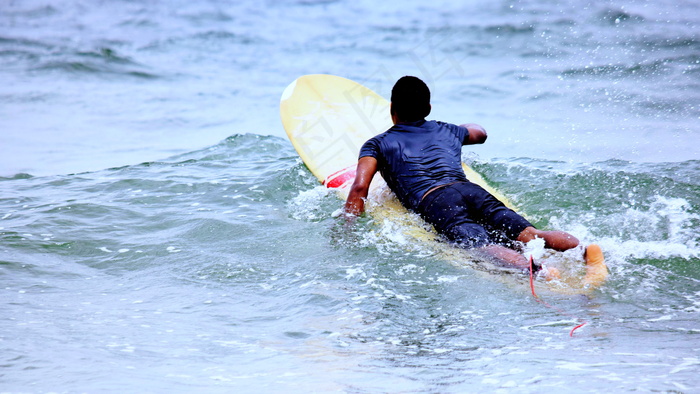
[396,119,425,125]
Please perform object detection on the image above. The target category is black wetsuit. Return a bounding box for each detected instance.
[359,120,532,248]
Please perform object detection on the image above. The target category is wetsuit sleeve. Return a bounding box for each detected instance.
[359,138,380,159]
[455,124,470,145]
[439,121,470,145]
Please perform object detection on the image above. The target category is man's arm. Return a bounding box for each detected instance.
[343,156,378,217]
[460,123,487,145]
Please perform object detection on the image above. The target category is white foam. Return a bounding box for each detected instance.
[523,238,546,260]
[345,267,365,279]
[288,186,332,221]
[437,276,460,283]
[670,358,700,374]
[555,195,699,262]
[648,315,674,322]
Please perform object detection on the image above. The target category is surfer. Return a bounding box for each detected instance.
[343,76,582,272]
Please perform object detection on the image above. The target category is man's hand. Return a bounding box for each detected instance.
[343,156,378,217]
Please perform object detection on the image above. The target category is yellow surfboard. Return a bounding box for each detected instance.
[280,74,607,294]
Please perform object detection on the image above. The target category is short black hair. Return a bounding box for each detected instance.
[390,76,431,121]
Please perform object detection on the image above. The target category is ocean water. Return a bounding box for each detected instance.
[1,0,699,392]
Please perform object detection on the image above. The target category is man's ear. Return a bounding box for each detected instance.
[425,103,432,118]
[390,102,398,124]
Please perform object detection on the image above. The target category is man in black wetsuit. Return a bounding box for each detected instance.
[343,76,580,270]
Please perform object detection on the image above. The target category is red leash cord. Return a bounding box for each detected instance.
[529,256,587,337]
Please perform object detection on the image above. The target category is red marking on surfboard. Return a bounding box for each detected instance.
[323,165,356,189]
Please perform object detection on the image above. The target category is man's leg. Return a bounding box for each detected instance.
[470,244,559,280]
[418,183,574,272]
[516,226,579,251]
[471,244,529,269]
[472,226,579,269]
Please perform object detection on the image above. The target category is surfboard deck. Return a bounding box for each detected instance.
[280,74,607,294]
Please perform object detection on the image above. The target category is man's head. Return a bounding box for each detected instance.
[390,76,431,122]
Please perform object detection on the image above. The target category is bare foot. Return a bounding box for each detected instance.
[583,244,608,287]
